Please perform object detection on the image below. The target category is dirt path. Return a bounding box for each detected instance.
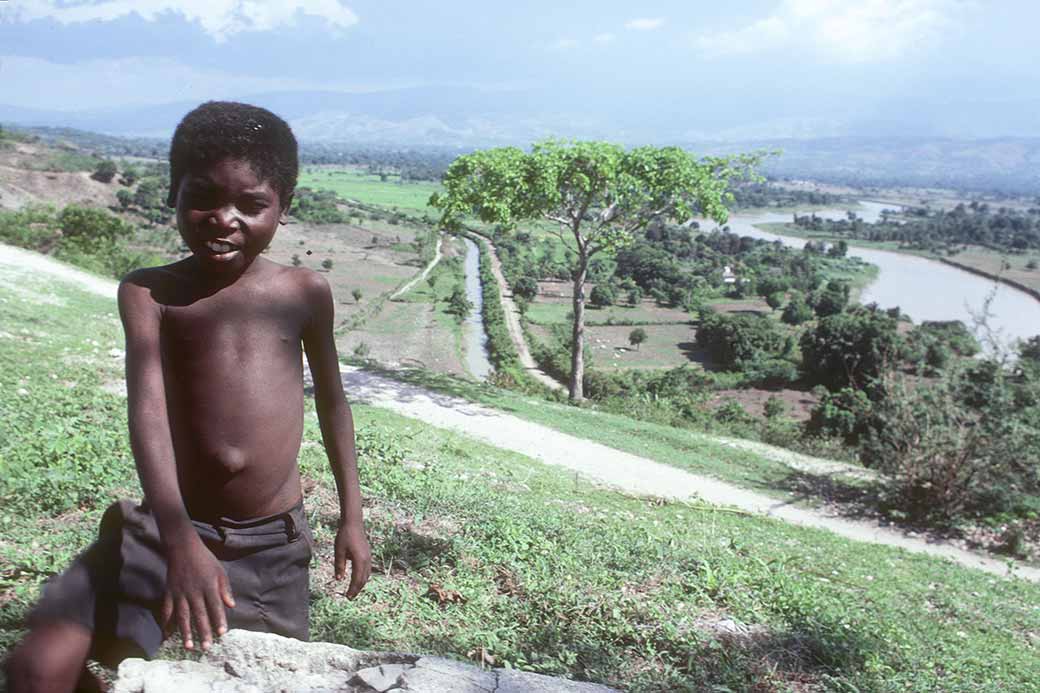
[390,233,443,300]
[3,241,1036,582]
[481,237,565,391]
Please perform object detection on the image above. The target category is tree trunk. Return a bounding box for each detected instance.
[569,253,589,401]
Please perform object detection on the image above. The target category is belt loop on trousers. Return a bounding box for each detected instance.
[284,514,298,541]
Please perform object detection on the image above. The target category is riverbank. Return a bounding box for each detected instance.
[755,221,1040,304]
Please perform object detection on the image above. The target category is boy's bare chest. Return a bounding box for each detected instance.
[160,284,309,363]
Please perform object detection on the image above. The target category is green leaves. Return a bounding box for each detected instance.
[431,140,761,253]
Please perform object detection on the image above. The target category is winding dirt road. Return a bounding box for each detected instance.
[3,242,1035,582]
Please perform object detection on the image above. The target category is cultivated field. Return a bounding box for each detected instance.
[298,167,441,214]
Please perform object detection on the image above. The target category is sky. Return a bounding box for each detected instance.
[1,0,1038,139]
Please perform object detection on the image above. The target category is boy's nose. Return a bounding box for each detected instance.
[208,209,241,232]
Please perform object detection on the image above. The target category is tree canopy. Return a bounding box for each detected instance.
[431,140,759,399]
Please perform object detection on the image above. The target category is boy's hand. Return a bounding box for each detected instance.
[334,523,371,598]
[160,536,235,651]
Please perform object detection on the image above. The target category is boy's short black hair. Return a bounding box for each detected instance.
[167,101,298,208]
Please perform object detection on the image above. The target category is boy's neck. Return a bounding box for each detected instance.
[190,254,267,288]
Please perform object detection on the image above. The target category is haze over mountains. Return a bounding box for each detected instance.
[4,85,1039,194]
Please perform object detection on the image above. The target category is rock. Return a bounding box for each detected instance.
[113,630,618,693]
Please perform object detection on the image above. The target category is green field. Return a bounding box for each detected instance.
[299,167,441,214]
[4,271,1040,691]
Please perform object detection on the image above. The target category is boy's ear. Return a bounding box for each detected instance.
[280,193,294,225]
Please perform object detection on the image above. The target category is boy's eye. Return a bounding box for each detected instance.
[239,199,268,215]
[185,188,219,209]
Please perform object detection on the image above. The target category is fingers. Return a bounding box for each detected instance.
[219,572,236,611]
[206,587,229,640]
[160,594,174,636]
[191,595,213,650]
[176,597,193,650]
[334,542,347,581]
[346,556,370,599]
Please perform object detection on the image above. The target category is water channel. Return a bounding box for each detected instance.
[461,236,493,380]
[727,201,1040,349]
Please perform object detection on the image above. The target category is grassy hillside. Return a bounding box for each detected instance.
[2,262,1040,692]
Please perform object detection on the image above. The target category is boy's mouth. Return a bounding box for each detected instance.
[202,239,241,259]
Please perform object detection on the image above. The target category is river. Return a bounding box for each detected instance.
[725,201,1040,349]
[462,236,493,380]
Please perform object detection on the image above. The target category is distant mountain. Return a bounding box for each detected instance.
[4,87,1039,194]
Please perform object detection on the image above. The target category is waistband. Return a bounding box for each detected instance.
[191,499,306,550]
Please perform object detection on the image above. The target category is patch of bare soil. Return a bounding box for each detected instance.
[709,388,820,422]
[0,166,121,211]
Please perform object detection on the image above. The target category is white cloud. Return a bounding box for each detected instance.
[625,17,665,31]
[551,38,579,50]
[694,0,971,64]
[593,32,615,44]
[3,0,359,42]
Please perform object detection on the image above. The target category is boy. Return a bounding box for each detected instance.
[5,102,371,693]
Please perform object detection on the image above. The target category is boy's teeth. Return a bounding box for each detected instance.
[206,241,233,253]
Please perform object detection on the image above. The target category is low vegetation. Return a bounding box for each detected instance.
[4,272,1040,692]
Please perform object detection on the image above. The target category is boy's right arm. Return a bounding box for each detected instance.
[118,275,234,651]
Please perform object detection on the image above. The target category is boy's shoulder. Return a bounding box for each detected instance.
[120,258,330,296]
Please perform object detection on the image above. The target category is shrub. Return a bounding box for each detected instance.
[764,396,786,419]
[627,286,643,306]
[781,292,814,325]
[800,307,901,390]
[766,291,785,311]
[513,276,539,301]
[807,387,874,445]
[628,328,647,351]
[696,312,789,370]
[352,288,363,303]
[813,279,850,317]
[590,283,617,307]
[321,258,334,270]
[862,367,1040,521]
[91,159,118,183]
[291,254,302,267]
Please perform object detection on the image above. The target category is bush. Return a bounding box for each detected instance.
[696,312,789,370]
[590,283,616,307]
[628,328,647,350]
[807,387,874,445]
[513,276,539,301]
[0,205,60,251]
[291,187,348,224]
[91,159,118,183]
[321,258,334,270]
[801,307,901,390]
[862,368,1040,521]
[781,292,814,325]
[813,279,850,317]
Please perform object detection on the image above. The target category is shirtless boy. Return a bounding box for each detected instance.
[5,101,371,693]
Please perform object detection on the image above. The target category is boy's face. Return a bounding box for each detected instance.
[174,157,287,276]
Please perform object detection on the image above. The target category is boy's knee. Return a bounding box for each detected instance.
[5,622,93,693]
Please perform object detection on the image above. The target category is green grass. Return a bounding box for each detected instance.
[4,270,1040,691]
[299,167,441,214]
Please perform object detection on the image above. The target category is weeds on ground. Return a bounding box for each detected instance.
[2,276,1040,691]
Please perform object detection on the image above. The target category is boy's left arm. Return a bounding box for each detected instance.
[301,272,371,598]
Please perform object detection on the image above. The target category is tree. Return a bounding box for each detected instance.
[589,283,616,307]
[800,307,901,391]
[91,159,118,183]
[321,258,334,270]
[116,188,133,210]
[781,292,813,325]
[696,312,788,370]
[766,291,785,312]
[627,286,643,306]
[628,327,648,351]
[513,276,539,301]
[432,140,758,400]
[813,279,849,317]
[351,288,363,303]
[446,285,473,321]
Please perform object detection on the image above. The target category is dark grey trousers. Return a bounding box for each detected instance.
[28,499,312,663]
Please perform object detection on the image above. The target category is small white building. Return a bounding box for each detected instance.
[722,265,738,284]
